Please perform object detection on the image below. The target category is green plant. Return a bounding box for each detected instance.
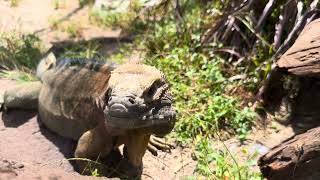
[53,0,66,10]
[90,168,101,177]
[67,158,103,177]
[90,9,134,29]
[0,32,43,72]
[65,22,81,38]
[58,41,101,59]
[10,0,20,7]
[89,0,144,32]
[193,139,262,179]
[0,70,37,82]
[48,16,60,30]
[79,0,94,7]
[145,43,256,143]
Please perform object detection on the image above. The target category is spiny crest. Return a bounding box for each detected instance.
[112,64,164,78]
[37,52,57,80]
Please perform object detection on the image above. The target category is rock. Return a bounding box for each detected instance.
[259,127,320,180]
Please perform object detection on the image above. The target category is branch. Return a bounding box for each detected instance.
[256,0,276,32]
[272,9,320,61]
[274,1,297,50]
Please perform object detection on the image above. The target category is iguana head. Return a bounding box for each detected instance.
[103,63,176,135]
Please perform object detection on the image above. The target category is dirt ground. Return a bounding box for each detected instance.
[0,0,121,43]
[0,0,301,179]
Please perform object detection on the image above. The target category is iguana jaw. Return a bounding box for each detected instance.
[103,104,176,129]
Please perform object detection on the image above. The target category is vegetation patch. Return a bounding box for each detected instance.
[89,0,147,34]
[0,32,44,81]
[191,139,262,179]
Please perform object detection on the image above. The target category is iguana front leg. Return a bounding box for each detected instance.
[119,131,150,178]
[74,122,113,175]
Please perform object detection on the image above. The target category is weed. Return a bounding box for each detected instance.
[53,0,66,10]
[0,70,37,82]
[48,16,60,30]
[89,9,133,29]
[67,157,103,177]
[0,32,43,72]
[107,43,134,64]
[10,0,20,7]
[193,139,262,179]
[57,40,134,64]
[65,22,82,38]
[89,0,143,31]
[79,0,94,7]
[145,44,256,143]
[48,16,82,38]
[90,168,100,177]
[57,41,101,59]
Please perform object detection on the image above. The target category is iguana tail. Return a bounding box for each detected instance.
[0,52,56,111]
[1,81,42,111]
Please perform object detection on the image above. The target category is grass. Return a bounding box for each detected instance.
[64,22,82,38]
[53,0,66,10]
[89,0,143,32]
[56,39,134,65]
[57,41,101,59]
[137,2,257,143]
[48,16,60,30]
[89,9,135,28]
[191,138,262,179]
[78,0,94,7]
[144,46,256,143]
[48,14,82,38]
[0,32,42,70]
[10,0,20,7]
[0,70,37,82]
[0,31,43,81]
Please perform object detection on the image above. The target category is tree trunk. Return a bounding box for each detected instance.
[258,127,320,180]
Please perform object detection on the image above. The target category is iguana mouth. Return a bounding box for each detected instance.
[103,104,175,129]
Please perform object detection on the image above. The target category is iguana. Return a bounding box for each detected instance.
[1,53,176,178]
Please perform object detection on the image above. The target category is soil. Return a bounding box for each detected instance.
[0,0,121,43]
[0,0,303,179]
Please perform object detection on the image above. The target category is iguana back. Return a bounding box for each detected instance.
[39,58,116,139]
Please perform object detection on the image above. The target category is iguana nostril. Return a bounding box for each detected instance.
[128,97,135,104]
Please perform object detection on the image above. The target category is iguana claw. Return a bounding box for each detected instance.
[147,135,174,156]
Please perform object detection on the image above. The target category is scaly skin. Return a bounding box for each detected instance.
[1,53,176,178]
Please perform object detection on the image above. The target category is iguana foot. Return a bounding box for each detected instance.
[147,135,174,156]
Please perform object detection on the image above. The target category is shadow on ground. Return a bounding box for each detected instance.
[2,110,37,127]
